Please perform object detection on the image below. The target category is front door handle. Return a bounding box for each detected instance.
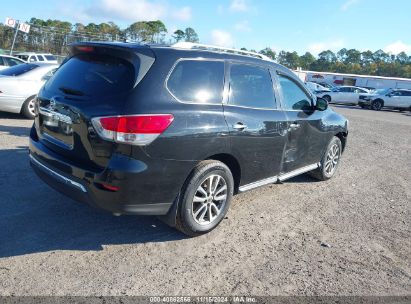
[233,122,247,130]
[289,123,300,130]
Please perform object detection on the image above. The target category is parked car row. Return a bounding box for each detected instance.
[309,85,411,112]
[14,52,58,64]
[0,52,58,70]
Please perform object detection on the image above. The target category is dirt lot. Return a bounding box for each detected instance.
[0,106,410,296]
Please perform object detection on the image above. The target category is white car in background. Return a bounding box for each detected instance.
[305,81,331,94]
[0,55,25,70]
[358,88,411,111]
[15,52,58,64]
[319,86,370,105]
[0,63,58,118]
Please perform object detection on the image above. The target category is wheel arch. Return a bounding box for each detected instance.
[205,153,241,194]
[20,94,37,113]
[323,94,331,101]
[335,131,348,153]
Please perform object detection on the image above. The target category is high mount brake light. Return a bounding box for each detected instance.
[91,114,174,146]
[76,46,94,52]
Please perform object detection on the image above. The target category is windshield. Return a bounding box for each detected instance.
[0,63,38,76]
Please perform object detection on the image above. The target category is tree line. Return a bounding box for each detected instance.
[0,18,410,78]
[249,47,411,78]
[0,18,199,56]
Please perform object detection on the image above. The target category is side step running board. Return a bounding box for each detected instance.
[238,163,320,193]
[278,163,320,182]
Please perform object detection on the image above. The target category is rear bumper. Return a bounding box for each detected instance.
[29,135,195,215]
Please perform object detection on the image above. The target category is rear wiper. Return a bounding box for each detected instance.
[59,86,85,96]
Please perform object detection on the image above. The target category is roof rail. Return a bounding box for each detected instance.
[172,42,271,61]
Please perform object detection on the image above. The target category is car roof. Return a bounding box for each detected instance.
[15,52,54,56]
[71,41,292,75]
[29,62,58,67]
[0,54,24,59]
[340,85,367,89]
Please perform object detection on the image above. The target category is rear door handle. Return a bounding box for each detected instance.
[233,122,247,130]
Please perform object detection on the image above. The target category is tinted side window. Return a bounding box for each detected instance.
[45,55,56,61]
[37,55,45,62]
[0,57,4,65]
[229,64,276,109]
[4,57,22,66]
[400,90,411,96]
[167,60,224,103]
[339,87,350,92]
[278,74,312,111]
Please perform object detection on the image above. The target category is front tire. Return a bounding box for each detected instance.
[176,160,234,237]
[323,95,331,103]
[21,95,36,119]
[371,99,383,111]
[309,136,342,181]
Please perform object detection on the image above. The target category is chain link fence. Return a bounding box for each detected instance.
[0,23,137,61]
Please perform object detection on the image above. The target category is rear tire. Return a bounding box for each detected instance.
[371,99,383,111]
[323,95,331,103]
[21,95,36,119]
[309,136,342,181]
[176,160,234,237]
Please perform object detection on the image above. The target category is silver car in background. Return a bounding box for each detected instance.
[0,63,58,118]
[0,55,25,70]
[318,86,370,105]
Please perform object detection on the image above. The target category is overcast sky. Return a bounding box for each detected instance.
[1,0,411,55]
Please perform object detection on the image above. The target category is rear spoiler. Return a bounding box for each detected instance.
[68,42,156,88]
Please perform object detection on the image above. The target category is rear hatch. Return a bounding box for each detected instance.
[33,43,155,171]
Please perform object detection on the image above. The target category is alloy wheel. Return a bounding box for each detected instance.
[372,101,382,111]
[28,98,36,116]
[324,143,340,176]
[192,174,227,225]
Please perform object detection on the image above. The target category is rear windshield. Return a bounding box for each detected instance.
[0,63,38,76]
[45,54,136,97]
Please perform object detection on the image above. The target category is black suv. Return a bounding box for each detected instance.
[29,42,348,236]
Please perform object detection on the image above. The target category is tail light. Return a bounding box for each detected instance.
[91,114,174,146]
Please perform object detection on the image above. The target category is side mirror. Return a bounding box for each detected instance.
[316,97,328,111]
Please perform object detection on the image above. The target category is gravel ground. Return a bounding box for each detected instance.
[0,106,410,296]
